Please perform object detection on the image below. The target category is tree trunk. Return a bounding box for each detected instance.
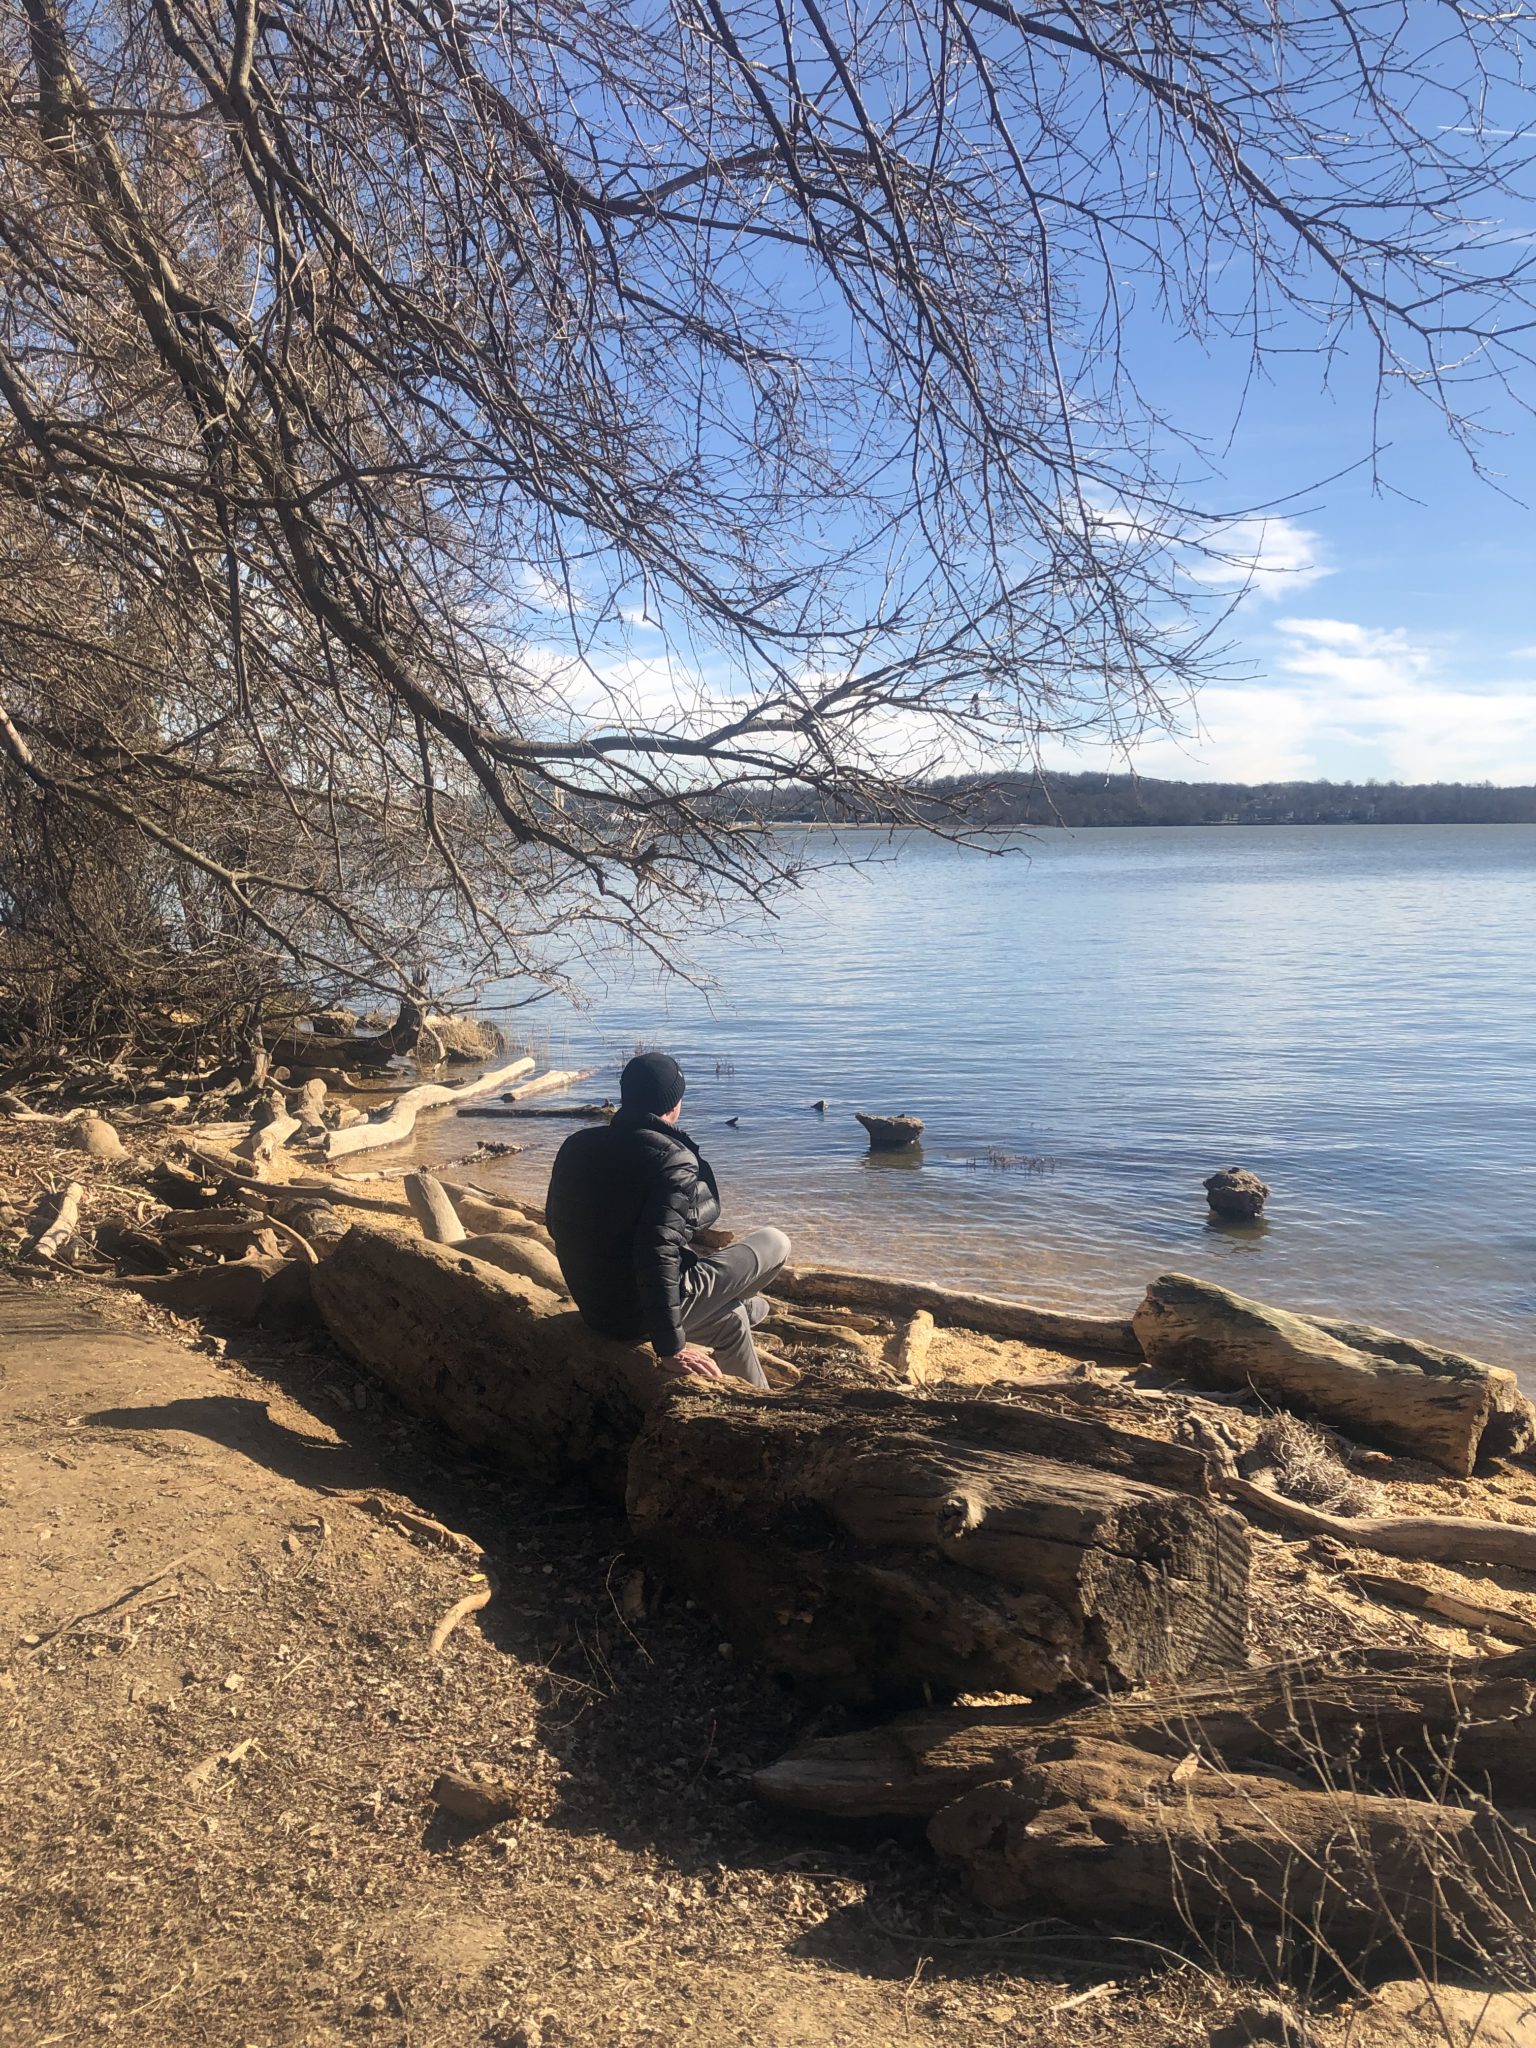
[771,1266,1139,1359]
[754,1645,1536,1819]
[627,1384,1249,1702]
[320,1056,534,1160]
[310,1223,662,1495]
[1133,1273,1533,1475]
[927,1735,1534,1970]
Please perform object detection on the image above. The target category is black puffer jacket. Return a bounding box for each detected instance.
[545,1109,721,1354]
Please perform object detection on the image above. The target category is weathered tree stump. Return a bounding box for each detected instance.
[1134,1273,1534,1474]
[627,1384,1250,1701]
[856,1111,924,1150]
[1203,1165,1269,1219]
[403,1170,466,1245]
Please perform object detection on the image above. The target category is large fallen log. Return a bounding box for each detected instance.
[754,1645,1536,1819]
[771,1266,1139,1359]
[927,1735,1535,1970]
[627,1384,1249,1702]
[320,1056,534,1161]
[1134,1273,1534,1475]
[311,1223,660,1493]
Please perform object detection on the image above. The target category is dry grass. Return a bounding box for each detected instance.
[1243,1414,1383,1517]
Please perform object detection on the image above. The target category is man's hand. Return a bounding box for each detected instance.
[655,1343,723,1380]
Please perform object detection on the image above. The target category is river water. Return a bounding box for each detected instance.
[416,825,1536,1376]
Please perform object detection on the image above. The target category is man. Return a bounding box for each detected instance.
[546,1051,789,1386]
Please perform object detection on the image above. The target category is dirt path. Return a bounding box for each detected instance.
[0,1273,1245,2048]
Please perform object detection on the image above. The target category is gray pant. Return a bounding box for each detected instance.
[679,1226,790,1389]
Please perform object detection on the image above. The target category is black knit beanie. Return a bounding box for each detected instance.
[620,1051,686,1116]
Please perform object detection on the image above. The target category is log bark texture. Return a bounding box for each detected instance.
[311,1224,661,1493]
[320,1057,534,1161]
[1134,1273,1533,1475]
[754,1645,1536,1819]
[926,1735,1535,1969]
[771,1266,1140,1360]
[627,1384,1249,1702]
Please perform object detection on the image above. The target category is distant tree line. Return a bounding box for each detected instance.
[753,774,1536,829]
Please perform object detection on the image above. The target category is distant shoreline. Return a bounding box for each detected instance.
[777,815,1536,832]
[756,771,1536,832]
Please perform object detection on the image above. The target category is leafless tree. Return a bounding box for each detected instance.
[1,0,1532,1050]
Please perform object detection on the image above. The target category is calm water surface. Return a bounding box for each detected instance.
[417,826,1536,1377]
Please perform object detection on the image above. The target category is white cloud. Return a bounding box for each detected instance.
[1122,616,1536,783]
[1184,516,1331,602]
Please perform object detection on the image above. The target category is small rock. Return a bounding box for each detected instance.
[1204,1165,1270,1220]
[1208,1998,1315,2048]
[429,1765,528,1827]
[76,1113,127,1161]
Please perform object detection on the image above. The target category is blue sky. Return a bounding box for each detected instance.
[1082,335,1536,787]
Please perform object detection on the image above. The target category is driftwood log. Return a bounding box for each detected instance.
[1343,1571,1536,1647]
[927,1735,1534,1969]
[1220,1473,1536,1573]
[264,996,427,1069]
[1134,1273,1535,1475]
[772,1266,1139,1359]
[321,1056,534,1161]
[311,1224,661,1494]
[455,1232,567,1294]
[28,1181,83,1261]
[404,1171,466,1245]
[627,1384,1249,1702]
[754,1645,1536,1820]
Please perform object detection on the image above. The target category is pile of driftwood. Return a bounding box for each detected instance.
[301,1198,1536,1977]
[11,1046,1536,1976]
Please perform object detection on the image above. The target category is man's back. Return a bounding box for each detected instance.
[546,1109,718,1346]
